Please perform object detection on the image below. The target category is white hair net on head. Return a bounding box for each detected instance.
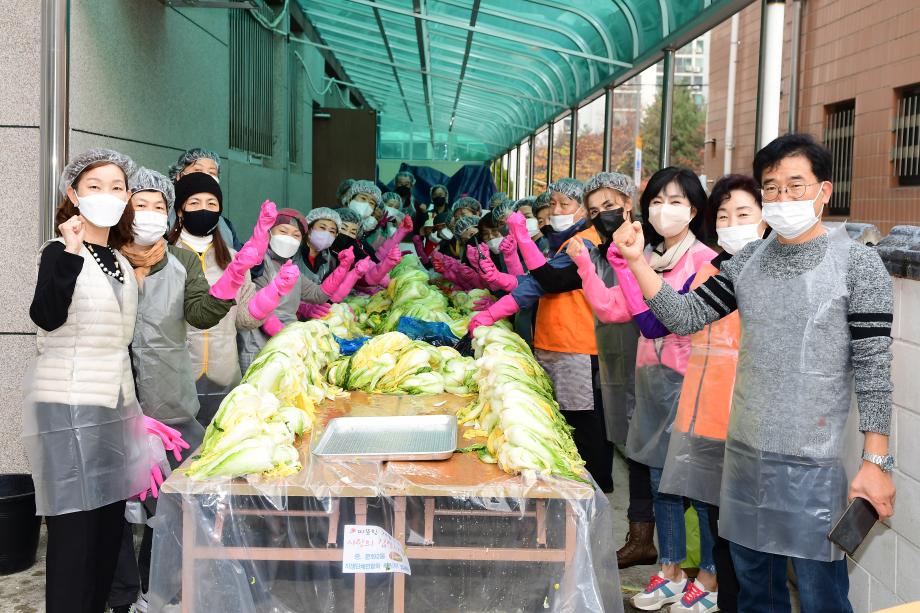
[168,148,221,182]
[547,178,585,204]
[59,148,137,197]
[343,180,382,207]
[129,167,175,209]
[583,171,636,200]
[305,207,342,230]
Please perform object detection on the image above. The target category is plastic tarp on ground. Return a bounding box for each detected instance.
[378,162,497,208]
[148,392,622,613]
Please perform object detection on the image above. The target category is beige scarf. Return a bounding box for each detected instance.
[120,239,167,286]
[647,230,696,272]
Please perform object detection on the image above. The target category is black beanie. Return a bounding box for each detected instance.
[174,172,223,212]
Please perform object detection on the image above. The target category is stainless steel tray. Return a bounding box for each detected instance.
[311,415,458,462]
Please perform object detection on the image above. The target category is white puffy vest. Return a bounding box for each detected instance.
[30,240,138,408]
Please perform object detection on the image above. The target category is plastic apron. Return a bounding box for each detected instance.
[658,310,740,505]
[625,245,700,469]
[720,226,856,561]
[592,250,640,445]
[238,253,301,373]
[132,253,206,450]
[23,248,148,516]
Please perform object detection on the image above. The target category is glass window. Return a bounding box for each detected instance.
[532,128,549,195]
[575,95,606,181]
[824,100,855,214]
[551,114,572,182]
[508,147,519,200]
[609,63,660,186]
[519,138,531,198]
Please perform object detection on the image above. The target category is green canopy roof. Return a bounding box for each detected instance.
[300,0,752,161]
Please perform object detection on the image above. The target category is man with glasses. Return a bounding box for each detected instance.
[612,133,895,611]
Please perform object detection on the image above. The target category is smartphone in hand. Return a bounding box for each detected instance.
[828,497,879,556]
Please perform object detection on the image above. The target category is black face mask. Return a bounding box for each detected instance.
[432,196,447,208]
[395,185,412,199]
[182,209,221,237]
[593,209,626,243]
[539,225,554,237]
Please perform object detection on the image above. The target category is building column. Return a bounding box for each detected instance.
[39,0,69,243]
[602,87,612,173]
[756,0,786,150]
[568,106,577,177]
[659,48,676,169]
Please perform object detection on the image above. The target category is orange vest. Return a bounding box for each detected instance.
[533,226,600,355]
[672,262,741,440]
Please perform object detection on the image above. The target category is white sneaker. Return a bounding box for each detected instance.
[670,579,719,613]
[632,571,688,610]
[129,593,149,613]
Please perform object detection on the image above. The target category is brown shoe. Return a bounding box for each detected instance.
[617,521,658,569]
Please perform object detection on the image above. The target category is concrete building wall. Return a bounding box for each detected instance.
[848,272,920,609]
[705,0,920,233]
[0,0,343,474]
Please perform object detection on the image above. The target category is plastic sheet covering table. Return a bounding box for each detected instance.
[148,392,623,612]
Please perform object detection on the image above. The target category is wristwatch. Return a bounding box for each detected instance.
[862,452,895,473]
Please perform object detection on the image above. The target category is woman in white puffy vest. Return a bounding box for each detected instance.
[24,149,151,613]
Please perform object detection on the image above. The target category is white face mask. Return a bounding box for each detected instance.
[349,199,373,219]
[649,203,692,238]
[361,217,378,232]
[761,183,824,239]
[430,232,442,244]
[549,214,575,232]
[525,217,540,236]
[132,210,168,246]
[440,228,454,241]
[77,193,128,228]
[487,237,503,254]
[308,229,336,252]
[269,234,301,259]
[716,222,763,255]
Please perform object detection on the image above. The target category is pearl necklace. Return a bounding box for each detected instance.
[84,242,125,283]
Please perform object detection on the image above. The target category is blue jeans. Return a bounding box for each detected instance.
[729,541,852,613]
[649,466,716,574]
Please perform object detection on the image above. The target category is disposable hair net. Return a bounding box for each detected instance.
[451,196,482,216]
[489,193,509,208]
[306,207,342,230]
[336,207,363,226]
[547,178,585,204]
[58,148,137,197]
[381,192,403,209]
[167,148,221,182]
[583,172,636,201]
[454,214,481,236]
[335,179,356,205]
[491,199,516,223]
[395,170,416,185]
[430,184,449,199]
[534,191,552,206]
[343,180,382,207]
[129,167,176,209]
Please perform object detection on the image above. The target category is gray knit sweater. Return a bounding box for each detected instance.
[646,233,893,435]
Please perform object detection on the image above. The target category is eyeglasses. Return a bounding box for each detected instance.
[761,182,821,202]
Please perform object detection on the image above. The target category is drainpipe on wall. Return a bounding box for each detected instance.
[755,0,786,150]
[39,0,70,244]
[787,0,804,134]
[723,13,741,175]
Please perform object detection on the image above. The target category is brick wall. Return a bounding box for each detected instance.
[847,270,920,609]
[704,0,920,233]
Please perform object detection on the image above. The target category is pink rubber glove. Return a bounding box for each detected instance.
[261,314,285,337]
[477,244,518,292]
[364,245,401,286]
[506,212,547,270]
[473,296,497,311]
[138,463,164,502]
[375,215,414,260]
[453,261,486,290]
[468,294,521,332]
[327,258,374,302]
[247,260,301,320]
[432,252,446,274]
[466,245,485,275]
[569,242,631,324]
[499,234,525,276]
[297,301,332,320]
[320,247,356,296]
[412,235,431,267]
[143,415,190,463]
[209,244,261,300]
[241,200,278,258]
[606,245,650,316]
